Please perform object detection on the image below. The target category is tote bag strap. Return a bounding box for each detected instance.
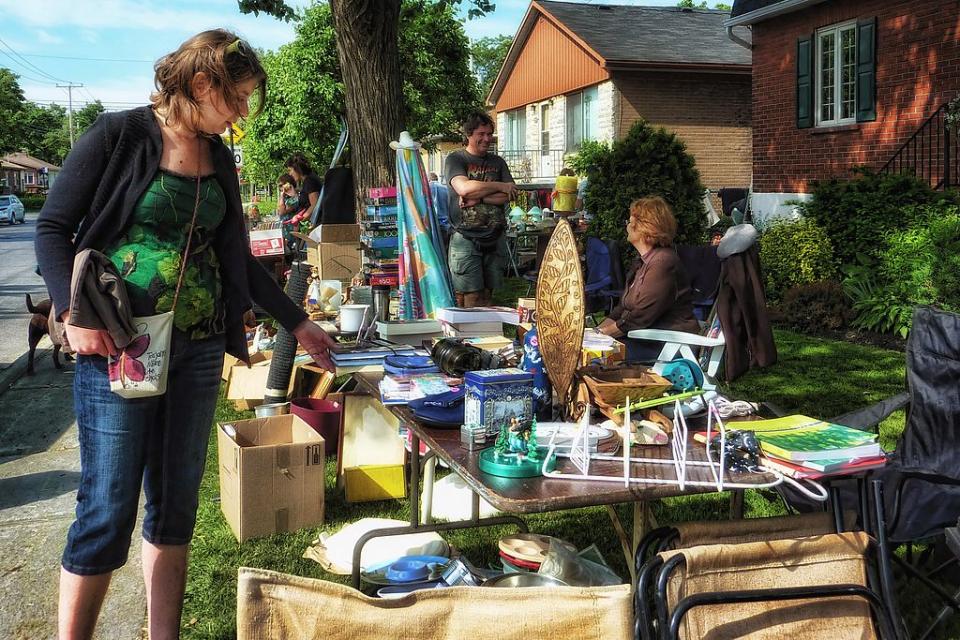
[170,138,204,314]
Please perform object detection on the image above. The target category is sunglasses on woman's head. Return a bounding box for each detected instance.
[226,38,253,60]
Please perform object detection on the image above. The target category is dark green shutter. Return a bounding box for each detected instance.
[856,17,877,122]
[797,36,813,128]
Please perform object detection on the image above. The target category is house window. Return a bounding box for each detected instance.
[566,86,599,151]
[504,108,526,150]
[540,104,550,155]
[816,21,857,126]
[25,173,35,185]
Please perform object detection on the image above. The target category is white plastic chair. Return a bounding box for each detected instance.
[627,319,725,391]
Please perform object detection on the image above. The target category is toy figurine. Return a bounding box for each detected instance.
[495,416,540,463]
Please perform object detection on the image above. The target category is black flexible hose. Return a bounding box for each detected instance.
[263,260,310,404]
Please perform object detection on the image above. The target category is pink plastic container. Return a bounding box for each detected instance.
[290,398,341,457]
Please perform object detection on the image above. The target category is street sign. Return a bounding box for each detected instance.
[233,147,244,169]
[231,123,246,141]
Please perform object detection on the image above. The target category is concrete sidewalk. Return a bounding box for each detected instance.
[0,341,146,639]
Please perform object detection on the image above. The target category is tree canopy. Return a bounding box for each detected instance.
[0,68,27,156]
[470,35,512,101]
[241,0,482,187]
[0,68,103,164]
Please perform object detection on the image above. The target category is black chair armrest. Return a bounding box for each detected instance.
[830,391,910,433]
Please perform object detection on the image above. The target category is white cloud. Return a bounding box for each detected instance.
[35,30,64,45]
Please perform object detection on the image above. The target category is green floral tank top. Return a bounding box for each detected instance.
[106,169,227,339]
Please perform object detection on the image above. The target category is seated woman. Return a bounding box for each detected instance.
[596,196,700,362]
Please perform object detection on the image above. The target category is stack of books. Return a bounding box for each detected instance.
[329,343,425,370]
[724,415,887,479]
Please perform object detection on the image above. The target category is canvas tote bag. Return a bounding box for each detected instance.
[108,162,203,398]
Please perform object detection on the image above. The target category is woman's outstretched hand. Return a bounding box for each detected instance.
[292,319,336,372]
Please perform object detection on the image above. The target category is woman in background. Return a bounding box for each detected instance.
[284,152,322,220]
[597,196,700,362]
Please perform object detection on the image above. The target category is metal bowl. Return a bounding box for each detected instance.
[482,573,568,588]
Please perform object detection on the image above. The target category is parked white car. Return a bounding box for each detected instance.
[0,195,26,224]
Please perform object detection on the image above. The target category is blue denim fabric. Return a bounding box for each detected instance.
[62,331,225,576]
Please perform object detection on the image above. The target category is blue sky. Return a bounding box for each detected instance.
[1,0,681,110]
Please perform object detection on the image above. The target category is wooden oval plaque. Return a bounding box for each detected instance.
[535,219,585,406]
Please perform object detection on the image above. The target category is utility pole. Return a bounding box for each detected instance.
[56,82,84,147]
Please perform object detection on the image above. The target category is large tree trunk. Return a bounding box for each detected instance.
[329,0,405,217]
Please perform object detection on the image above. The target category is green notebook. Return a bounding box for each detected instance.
[729,415,882,462]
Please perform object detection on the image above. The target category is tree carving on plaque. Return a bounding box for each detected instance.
[535,219,585,408]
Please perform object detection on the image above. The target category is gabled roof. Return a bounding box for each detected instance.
[0,153,60,171]
[490,1,751,105]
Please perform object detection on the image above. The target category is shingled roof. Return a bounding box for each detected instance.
[536,1,750,67]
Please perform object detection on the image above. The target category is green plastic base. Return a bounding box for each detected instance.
[478,447,557,478]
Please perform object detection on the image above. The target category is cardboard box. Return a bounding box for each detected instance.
[217,415,325,542]
[225,354,273,410]
[222,350,270,383]
[292,226,361,284]
[338,394,407,502]
[249,228,285,257]
[580,338,626,367]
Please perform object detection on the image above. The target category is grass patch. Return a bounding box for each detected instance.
[181,278,952,639]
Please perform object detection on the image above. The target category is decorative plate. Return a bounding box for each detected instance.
[535,219,585,407]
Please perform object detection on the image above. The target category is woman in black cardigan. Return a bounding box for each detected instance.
[35,30,334,639]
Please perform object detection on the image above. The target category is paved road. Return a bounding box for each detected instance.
[0,211,49,371]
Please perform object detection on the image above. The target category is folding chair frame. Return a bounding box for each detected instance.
[635,480,905,640]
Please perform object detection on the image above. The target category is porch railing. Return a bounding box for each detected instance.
[880,103,957,190]
[493,148,567,182]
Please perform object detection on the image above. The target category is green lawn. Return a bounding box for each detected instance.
[179,281,957,639]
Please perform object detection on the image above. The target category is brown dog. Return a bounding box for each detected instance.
[25,293,66,375]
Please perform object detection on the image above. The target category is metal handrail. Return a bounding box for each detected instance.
[880,102,955,190]
[493,148,568,181]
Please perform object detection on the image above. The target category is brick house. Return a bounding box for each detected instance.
[485,0,752,198]
[0,152,61,194]
[727,0,960,221]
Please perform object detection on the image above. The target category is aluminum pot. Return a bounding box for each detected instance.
[254,402,290,418]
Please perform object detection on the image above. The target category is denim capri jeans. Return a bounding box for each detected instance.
[61,331,225,576]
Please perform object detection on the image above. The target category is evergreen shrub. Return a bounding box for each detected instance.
[574,121,706,248]
[759,217,836,303]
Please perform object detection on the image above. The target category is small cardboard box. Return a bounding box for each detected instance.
[217,415,325,542]
[225,354,273,410]
[292,226,361,284]
[222,350,270,383]
[249,228,285,257]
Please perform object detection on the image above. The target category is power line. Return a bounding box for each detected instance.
[0,36,71,84]
[0,59,59,86]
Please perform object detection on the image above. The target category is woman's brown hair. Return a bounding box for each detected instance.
[151,29,266,134]
[628,196,677,247]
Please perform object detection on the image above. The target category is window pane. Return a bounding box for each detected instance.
[841,27,856,119]
[583,86,599,141]
[566,92,583,151]
[541,104,550,154]
[820,32,836,122]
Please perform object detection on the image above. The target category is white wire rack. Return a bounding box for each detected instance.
[541,396,828,501]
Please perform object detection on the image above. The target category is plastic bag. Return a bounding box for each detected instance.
[538,540,622,586]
